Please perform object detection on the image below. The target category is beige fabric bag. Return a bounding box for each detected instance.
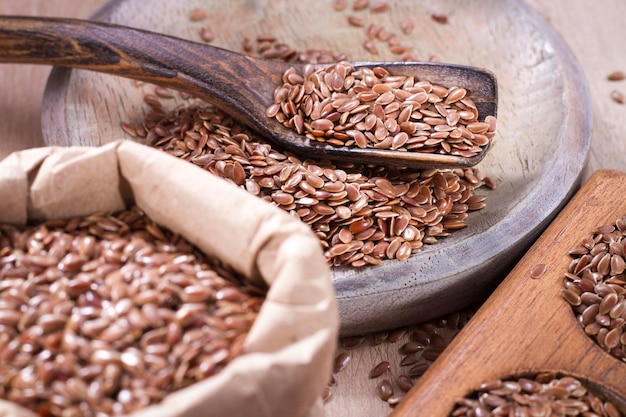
[0,140,338,417]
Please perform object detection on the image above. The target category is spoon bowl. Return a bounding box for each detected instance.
[0,15,497,169]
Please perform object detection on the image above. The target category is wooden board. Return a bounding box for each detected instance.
[391,170,626,416]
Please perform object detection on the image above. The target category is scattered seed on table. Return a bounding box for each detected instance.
[363,39,378,54]
[387,327,406,343]
[369,360,391,378]
[530,263,547,279]
[400,18,414,35]
[322,386,333,403]
[333,352,352,373]
[387,394,404,406]
[188,8,207,21]
[408,362,429,377]
[399,341,425,355]
[347,15,365,27]
[400,352,422,366]
[353,0,369,11]
[431,13,448,24]
[342,335,366,349]
[372,331,389,345]
[199,26,215,43]
[611,89,625,104]
[377,379,394,400]
[370,1,390,13]
[154,86,175,99]
[334,0,348,11]
[397,374,414,392]
[607,70,625,81]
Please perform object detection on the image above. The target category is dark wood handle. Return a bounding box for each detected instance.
[0,16,283,125]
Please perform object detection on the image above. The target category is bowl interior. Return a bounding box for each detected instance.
[41,0,591,335]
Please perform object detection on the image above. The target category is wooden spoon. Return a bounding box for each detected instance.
[0,16,497,169]
[390,170,626,416]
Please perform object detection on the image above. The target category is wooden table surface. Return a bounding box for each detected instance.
[1,2,626,416]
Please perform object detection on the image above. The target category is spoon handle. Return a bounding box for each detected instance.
[0,16,280,123]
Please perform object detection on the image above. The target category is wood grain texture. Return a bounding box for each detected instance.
[529,1,626,181]
[0,2,625,417]
[391,170,626,416]
[0,2,108,157]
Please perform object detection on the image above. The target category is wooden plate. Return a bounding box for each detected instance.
[41,0,591,336]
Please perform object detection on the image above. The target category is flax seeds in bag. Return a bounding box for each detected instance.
[0,140,338,417]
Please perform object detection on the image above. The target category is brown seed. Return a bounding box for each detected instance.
[188,8,207,21]
[333,352,351,373]
[363,40,379,54]
[529,263,547,279]
[132,40,492,273]
[369,360,391,378]
[342,335,366,349]
[0,310,20,327]
[120,122,138,137]
[199,27,215,43]
[599,292,619,315]
[352,0,369,10]
[400,18,414,35]
[611,89,625,104]
[452,374,623,417]
[399,341,425,355]
[347,15,365,27]
[607,70,626,81]
[397,374,414,392]
[422,347,443,361]
[0,208,263,416]
[182,285,214,303]
[334,0,348,11]
[321,386,332,403]
[431,13,448,24]
[387,327,406,343]
[561,288,582,306]
[378,379,394,400]
[400,352,422,366]
[408,362,429,377]
[370,1,390,13]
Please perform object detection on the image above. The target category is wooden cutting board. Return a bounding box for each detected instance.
[391,169,626,416]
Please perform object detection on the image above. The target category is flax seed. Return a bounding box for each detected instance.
[563,215,626,360]
[451,373,624,417]
[188,8,207,22]
[431,13,448,24]
[0,208,264,416]
[199,27,215,43]
[369,360,391,378]
[611,89,626,105]
[125,15,493,271]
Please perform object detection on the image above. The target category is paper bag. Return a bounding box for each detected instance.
[0,140,338,417]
